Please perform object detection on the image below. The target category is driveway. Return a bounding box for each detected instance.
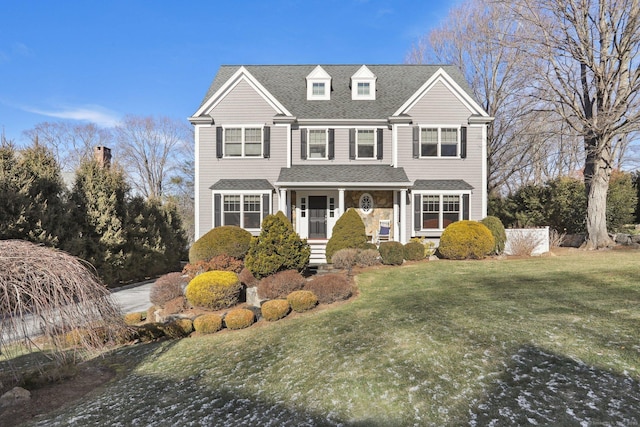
[111,281,154,314]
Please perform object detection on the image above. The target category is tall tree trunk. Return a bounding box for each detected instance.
[583,136,613,249]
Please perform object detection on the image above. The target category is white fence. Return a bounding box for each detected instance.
[504,227,550,256]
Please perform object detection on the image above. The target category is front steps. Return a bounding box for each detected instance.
[308,239,327,266]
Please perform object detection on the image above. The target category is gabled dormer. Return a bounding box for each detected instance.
[351,65,376,100]
[306,65,331,100]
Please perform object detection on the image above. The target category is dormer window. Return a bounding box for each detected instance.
[306,65,331,100]
[351,65,376,100]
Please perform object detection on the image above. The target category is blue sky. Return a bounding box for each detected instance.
[0,0,461,142]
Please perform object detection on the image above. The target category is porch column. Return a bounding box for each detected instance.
[338,188,345,217]
[279,189,287,216]
[400,189,407,244]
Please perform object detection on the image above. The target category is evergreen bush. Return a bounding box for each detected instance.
[224,308,255,330]
[287,290,318,313]
[184,270,242,310]
[189,226,252,263]
[261,299,291,321]
[245,211,310,279]
[325,208,369,263]
[193,313,223,334]
[480,216,507,255]
[379,241,404,265]
[438,221,494,260]
[403,241,425,261]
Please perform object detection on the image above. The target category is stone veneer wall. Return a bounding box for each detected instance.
[346,190,394,240]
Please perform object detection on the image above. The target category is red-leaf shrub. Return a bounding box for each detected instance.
[150,272,188,306]
[304,274,353,304]
[257,269,306,300]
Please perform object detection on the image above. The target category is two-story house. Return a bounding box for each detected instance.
[189,64,493,263]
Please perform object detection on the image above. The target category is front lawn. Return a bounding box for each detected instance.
[26,250,640,426]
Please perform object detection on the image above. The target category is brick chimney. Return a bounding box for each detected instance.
[94,146,112,168]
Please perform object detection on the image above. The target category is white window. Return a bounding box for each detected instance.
[420,127,459,157]
[356,129,376,159]
[357,82,370,96]
[222,194,265,229]
[420,194,462,229]
[224,127,262,157]
[308,129,327,159]
[312,82,325,96]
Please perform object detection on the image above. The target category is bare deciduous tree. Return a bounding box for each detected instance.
[23,122,112,172]
[501,0,640,248]
[114,115,192,200]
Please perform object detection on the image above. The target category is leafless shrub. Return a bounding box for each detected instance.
[150,272,187,306]
[257,270,305,300]
[304,274,353,304]
[331,249,358,270]
[549,229,566,248]
[506,231,544,256]
[355,249,381,267]
[0,240,127,369]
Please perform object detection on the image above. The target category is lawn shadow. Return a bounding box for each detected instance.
[468,344,640,425]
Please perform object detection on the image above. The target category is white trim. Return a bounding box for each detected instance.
[194,124,203,240]
[399,189,407,243]
[417,125,461,158]
[351,65,376,100]
[355,128,378,160]
[215,191,271,232]
[193,66,292,118]
[393,68,489,118]
[306,127,329,160]
[359,192,374,215]
[481,124,488,217]
[412,191,471,232]
[306,65,331,100]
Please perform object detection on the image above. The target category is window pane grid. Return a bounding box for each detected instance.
[357,129,375,158]
[308,129,327,158]
[357,82,370,95]
[312,82,325,95]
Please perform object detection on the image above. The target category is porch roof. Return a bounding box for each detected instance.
[412,179,474,191]
[276,165,410,188]
[210,179,274,191]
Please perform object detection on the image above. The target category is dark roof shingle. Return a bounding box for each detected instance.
[276,165,410,186]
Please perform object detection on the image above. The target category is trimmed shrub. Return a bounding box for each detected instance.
[147,305,159,323]
[224,308,255,330]
[189,225,252,263]
[124,312,144,325]
[245,211,310,279]
[481,216,507,255]
[162,296,186,315]
[378,241,404,265]
[438,220,494,260]
[331,248,359,270]
[193,313,223,334]
[261,299,291,321]
[287,290,318,313]
[150,272,187,306]
[238,267,258,287]
[257,269,306,300]
[403,241,425,261]
[355,248,380,267]
[184,270,242,310]
[325,209,369,263]
[304,274,353,304]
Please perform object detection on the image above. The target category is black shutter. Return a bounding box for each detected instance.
[349,128,356,160]
[263,126,270,158]
[328,129,335,160]
[412,126,420,158]
[414,193,421,231]
[460,126,467,159]
[377,128,383,160]
[262,193,270,221]
[216,127,223,159]
[214,193,221,227]
[462,194,469,220]
[300,128,307,160]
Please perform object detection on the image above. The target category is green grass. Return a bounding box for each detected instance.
[26,250,640,426]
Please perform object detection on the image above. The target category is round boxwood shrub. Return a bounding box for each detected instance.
[438,220,495,260]
[378,241,404,265]
[325,208,369,263]
[184,270,242,310]
[224,308,255,330]
[261,299,291,321]
[193,313,223,334]
[189,226,252,263]
[480,216,507,255]
[287,290,318,313]
[403,241,425,261]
